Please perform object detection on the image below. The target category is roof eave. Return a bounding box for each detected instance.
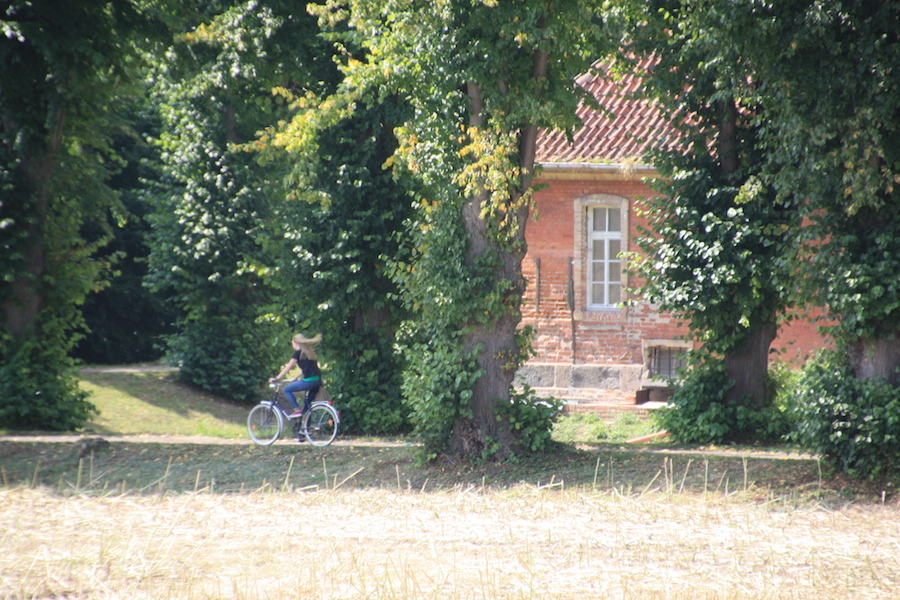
[536,161,659,179]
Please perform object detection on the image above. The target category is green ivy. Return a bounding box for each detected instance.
[492,383,563,454]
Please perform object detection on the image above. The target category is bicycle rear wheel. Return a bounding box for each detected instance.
[248,404,283,446]
[302,404,339,446]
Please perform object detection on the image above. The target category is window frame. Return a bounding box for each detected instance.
[574,194,628,312]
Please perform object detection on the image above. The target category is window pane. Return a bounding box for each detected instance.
[608,207,621,232]
[592,262,605,284]
[592,283,605,304]
[609,239,621,257]
[592,243,605,261]
[609,283,621,304]
[592,207,607,232]
[609,261,620,283]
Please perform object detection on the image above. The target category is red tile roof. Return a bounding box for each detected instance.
[536,62,677,166]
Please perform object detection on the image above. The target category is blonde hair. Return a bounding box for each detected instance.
[292,333,322,360]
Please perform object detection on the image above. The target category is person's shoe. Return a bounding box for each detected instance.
[288,409,304,419]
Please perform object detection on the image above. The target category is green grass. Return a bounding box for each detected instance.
[77,369,249,438]
[551,411,660,444]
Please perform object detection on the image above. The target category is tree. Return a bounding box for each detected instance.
[739,1,900,385]
[143,0,336,402]
[258,95,415,434]
[613,0,803,442]
[732,1,900,476]
[0,0,168,428]
[302,0,607,459]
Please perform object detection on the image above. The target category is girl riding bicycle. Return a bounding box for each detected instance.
[270,333,322,419]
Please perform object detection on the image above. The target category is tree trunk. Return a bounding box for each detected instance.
[452,192,529,458]
[723,321,777,410]
[717,96,778,411]
[1,111,63,338]
[848,334,900,387]
[449,46,548,459]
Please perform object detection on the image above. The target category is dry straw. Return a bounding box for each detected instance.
[2,473,900,600]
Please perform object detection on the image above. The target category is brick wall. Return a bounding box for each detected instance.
[519,167,830,390]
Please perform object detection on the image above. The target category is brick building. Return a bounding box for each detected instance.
[518,66,827,409]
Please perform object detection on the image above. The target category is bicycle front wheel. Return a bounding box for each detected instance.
[248,404,283,446]
[302,404,339,446]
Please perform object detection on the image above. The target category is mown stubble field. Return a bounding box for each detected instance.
[3,482,900,600]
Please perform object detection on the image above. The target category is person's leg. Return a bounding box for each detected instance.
[283,380,304,410]
[285,380,317,415]
[302,385,320,414]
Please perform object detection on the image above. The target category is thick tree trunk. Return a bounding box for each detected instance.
[723,321,777,410]
[847,334,900,386]
[1,108,64,339]
[451,192,528,458]
[449,60,545,458]
[717,96,778,412]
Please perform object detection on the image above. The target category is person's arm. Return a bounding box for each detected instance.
[270,358,298,382]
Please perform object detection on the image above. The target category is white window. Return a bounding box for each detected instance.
[587,205,622,308]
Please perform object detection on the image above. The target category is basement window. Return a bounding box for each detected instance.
[647,345,687,380]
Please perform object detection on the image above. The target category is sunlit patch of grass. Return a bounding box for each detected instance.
[553,412,660,444]
[77,371,248,438]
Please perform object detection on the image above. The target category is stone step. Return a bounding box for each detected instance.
[528,386,634,405]
[524,386,666,421]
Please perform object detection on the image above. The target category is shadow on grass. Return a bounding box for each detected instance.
[1,439,878,505]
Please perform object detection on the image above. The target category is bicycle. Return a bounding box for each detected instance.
[247,381,340,446]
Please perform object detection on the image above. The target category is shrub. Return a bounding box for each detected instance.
[493,384,564,454]
[0,332,97,431]
[656,359,789,444]
[790,349,900,479]
[168,317,284,404]
[322,327,409,435]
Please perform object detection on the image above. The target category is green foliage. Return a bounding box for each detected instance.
[400,334,482,463]
[790,349,900,480]
[143,1,335,402]
[493,384,563,454]
[317,329,409,436]
[257,94,412,434]
[0,327,96,432]
[656,358,789,445]
[165,317,284,404]
[636,165,799,355]
[305,0,609,459]
[732,2,900,346]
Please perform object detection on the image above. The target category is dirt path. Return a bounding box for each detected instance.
[0,433,414,448]
[79,364,178,374]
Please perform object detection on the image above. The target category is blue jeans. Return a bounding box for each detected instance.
[284,379,320,413]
